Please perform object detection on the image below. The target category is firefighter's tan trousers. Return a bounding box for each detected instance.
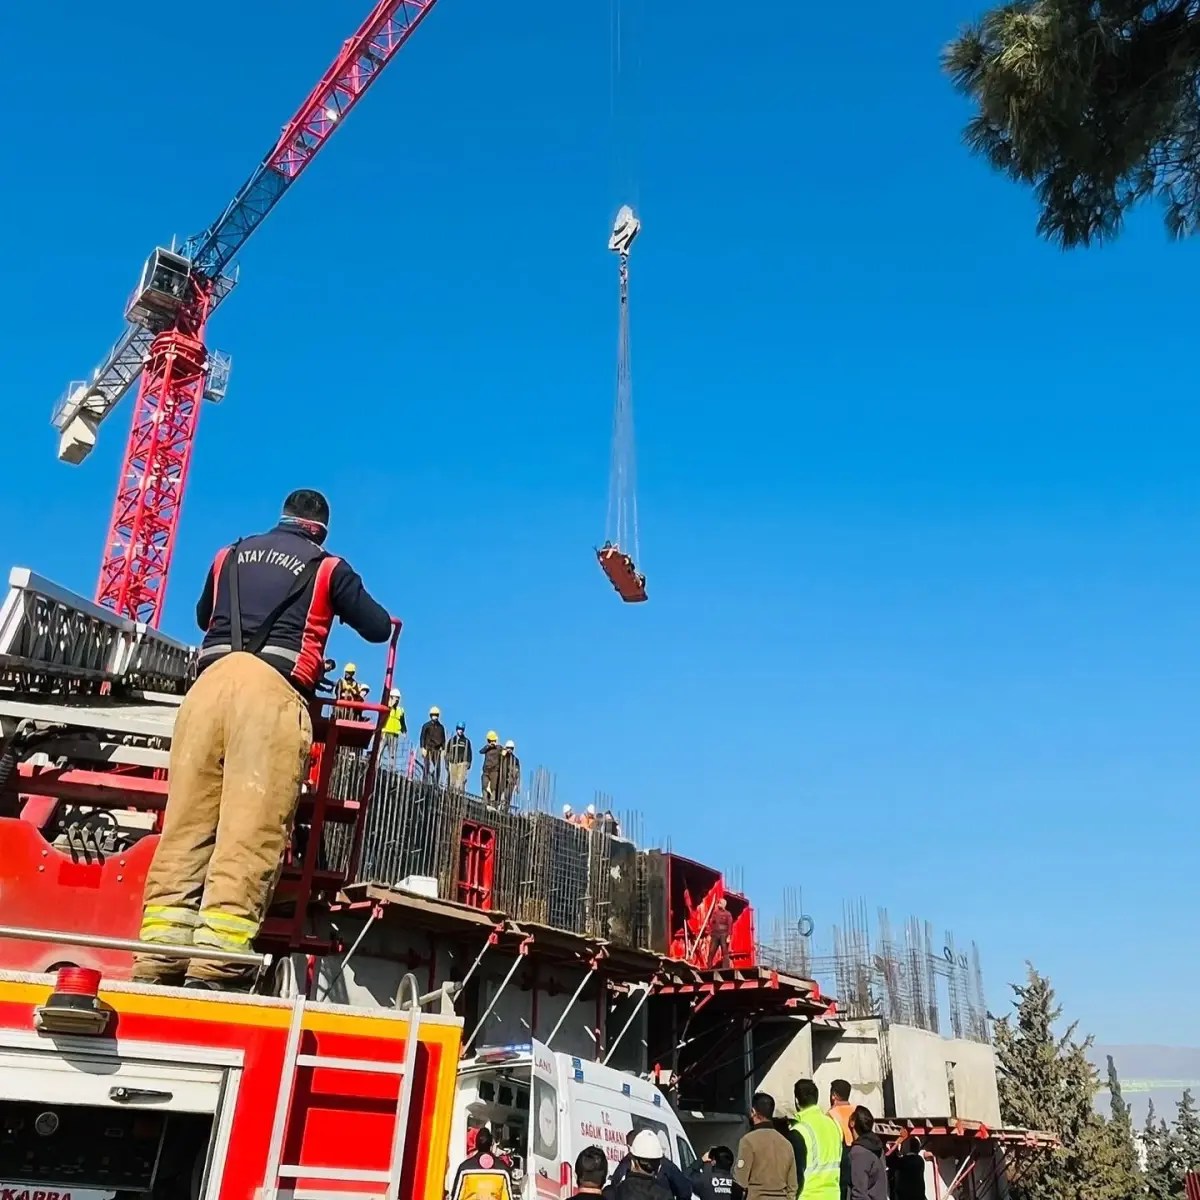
[133,653,313,984]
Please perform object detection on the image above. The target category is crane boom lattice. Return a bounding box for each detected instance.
[53,0,442,627]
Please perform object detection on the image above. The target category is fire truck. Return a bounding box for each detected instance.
[0,567,463,1200]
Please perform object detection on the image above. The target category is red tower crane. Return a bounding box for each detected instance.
[51,0,441,627]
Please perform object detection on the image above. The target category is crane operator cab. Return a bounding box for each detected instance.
[451,1041,694,1200]
[126,248,193,331]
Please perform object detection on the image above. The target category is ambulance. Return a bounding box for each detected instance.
[450,1042,696,1200]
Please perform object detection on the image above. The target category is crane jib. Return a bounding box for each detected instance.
[58,0,442,433]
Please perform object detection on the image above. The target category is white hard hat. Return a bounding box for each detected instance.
[505,739,515,749]
[563,804,573,815]
[630,1130,663,1161]
[587,804,596,815]
[390,688,400,698]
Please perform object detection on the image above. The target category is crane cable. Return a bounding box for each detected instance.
[605,0,641,562]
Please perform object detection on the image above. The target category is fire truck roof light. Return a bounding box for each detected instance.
[35,967,111,1036]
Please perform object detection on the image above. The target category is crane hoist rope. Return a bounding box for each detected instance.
[597,205,646,604]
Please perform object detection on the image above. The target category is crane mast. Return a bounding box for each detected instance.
[53,0,441,627]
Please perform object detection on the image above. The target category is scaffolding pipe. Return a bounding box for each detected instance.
[464,952,525,1052]
[318,905,381,999]
[544,964,596,1051]
[602,983,650,1065]
[454,928,502,1009]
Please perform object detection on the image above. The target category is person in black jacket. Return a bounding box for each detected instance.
[891,1136,927,1200]
[844,1108,887,1200]
[447,723,473,791]
[609,1131,677,1200]
[134,489,391,990]
[450,1127,514,1200]
[689,1147,744,1200]
[420,705,446,784]
[609,1130,693,1200]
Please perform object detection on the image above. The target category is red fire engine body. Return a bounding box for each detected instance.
[0,568,469,1200]
[0,970,461,1200]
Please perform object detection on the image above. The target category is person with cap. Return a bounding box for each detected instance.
[133,488,391,990]
[827,1080,854,1148]
[333,661,368,720]
[733,1094,797,1200]
[609,1130,691,1200]
[498,739,521,809]
[790,1080,842,1200]
[420,705,447,785]
[844,1107,887,1200]
[382,688,407,758]
[447,722,473,792]
[480,731,502,802]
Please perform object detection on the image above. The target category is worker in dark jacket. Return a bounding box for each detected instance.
[689,1147,744,1200]
[498,740,521,808]
[134,489,391,990]
[892,1136,927,1200]
[479,730,502,802]
[734,1094,797,1200]
[844,1108,887,1200]
[420,705,446,784]
[447,723,473,791]
[708,897,734,968]
[609,1131,684,1200]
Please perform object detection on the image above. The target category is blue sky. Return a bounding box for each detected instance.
[3,0,1198,1044]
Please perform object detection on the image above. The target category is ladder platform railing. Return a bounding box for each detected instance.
[0,567,196,694]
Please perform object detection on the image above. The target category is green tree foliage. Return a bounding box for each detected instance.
[943,1,1200,247]
[994,966,1141,1200]
[1104,1055,1143,1190]
[1144,1090,1200,1199]
[1145,1099,1174,1200]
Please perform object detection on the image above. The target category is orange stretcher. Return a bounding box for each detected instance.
[597,543,647,603]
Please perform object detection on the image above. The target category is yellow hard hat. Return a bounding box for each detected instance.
[345,663,357,674]
[430,705,440,716]
[486,730,498,742]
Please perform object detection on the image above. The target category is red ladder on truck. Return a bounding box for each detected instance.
[262,976,424,1200]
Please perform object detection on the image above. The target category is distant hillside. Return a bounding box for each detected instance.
[1091,1045,1200,1126]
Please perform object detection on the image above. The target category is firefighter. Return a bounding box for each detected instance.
[420,705,446,785]
[480,731,501,802]
[498,739,521,808]
[133,489,392,989]
[708,897,733,969]
[790,1080,843,1200]
[447,722,473,791]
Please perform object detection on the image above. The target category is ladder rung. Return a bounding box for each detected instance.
[278,1167,391,1183]
[295,1054,405,1075]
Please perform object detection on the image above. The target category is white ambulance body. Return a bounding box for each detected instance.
[450,1041,697,1200]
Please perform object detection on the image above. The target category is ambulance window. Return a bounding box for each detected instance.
[532,1076,559,1160]
[677,1138,697,1171]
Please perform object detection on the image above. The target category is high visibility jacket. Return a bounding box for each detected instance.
[383,705,406,736]
[791,1106,842,1200]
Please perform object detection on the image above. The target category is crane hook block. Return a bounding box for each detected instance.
[597,544,648,603]
[608,205,641,256]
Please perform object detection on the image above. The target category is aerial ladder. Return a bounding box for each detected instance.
[52,0,442,628]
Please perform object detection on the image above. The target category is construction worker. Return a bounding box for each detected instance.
[382,689,407,758]
[708,897,734,969]
[562,804,576,824]
[333,661,368,719]
[611,1129,692,1200]
[580,803,597,830]
[447,723,473,791]
[827,1079,854,1147]
[480,731,501,802]
[733,1094,797,1200]
[420,705,446,785]
[133,489,391,989]
[498,740,521,808]
[790,1080,843,1200]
